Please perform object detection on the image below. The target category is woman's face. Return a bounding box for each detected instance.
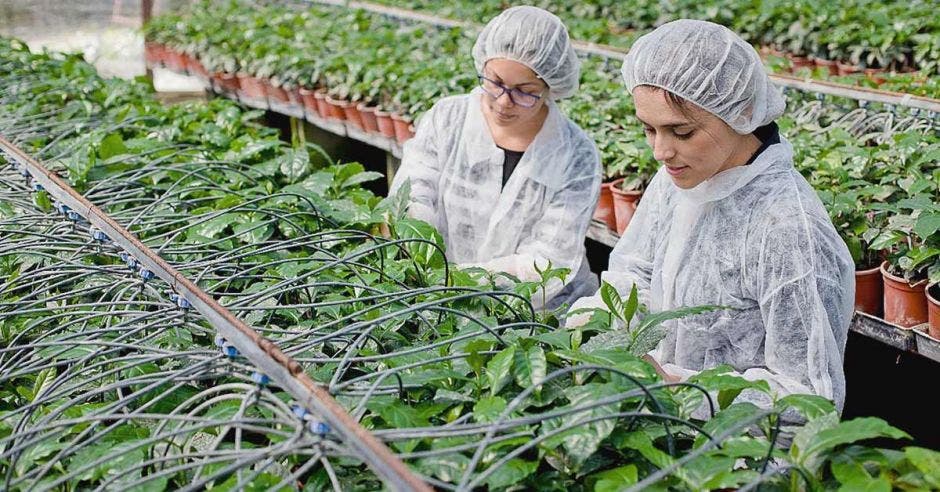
[480,58,549,128]
[633,85,754,189]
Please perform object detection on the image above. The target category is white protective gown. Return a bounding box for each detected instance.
[389,88,602,309]
[572,137,855,411]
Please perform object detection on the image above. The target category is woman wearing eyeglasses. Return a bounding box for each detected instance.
[388,6,602,309]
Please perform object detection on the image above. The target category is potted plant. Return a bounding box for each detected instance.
[606,133,657,235]
[870,194,938,327]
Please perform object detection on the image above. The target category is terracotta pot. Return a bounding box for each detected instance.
[236,73,267,99]
[593,181,617,230]
[266,81,290,104]
[375,110,396,138]
[854,265,884,317]
[609,178,643,235]
[788,54,814,71]
[313,90,330,118]
[927,283,940,339]
[186,56,209,78]
[324,96,347,121]
[144,42,163,67]
[408,124,416,140]
[165,49,187,73]
[864,68,887,85]
[881,261,929,328]
[837,62,862,76]
[813,57,839,76]
[287,86,303,108]
[390,113,413,144]
[340,101,364,130]
[357,103,379,134]
[298,87,318,115]
[212,72,239,93]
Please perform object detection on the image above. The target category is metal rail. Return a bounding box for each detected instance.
[0,135,432,492]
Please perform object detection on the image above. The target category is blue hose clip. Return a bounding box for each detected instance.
[308,420,330,436]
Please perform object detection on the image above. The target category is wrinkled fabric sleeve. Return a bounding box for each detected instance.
[473,137,601,307]
[389,103,446,232]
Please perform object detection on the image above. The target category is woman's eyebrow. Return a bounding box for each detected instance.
[636,116,693,128]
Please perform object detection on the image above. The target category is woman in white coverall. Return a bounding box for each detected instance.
[567,19,855,412]
[388,6,602,309]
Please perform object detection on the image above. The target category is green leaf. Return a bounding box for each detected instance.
[541,383,621,464]
[98,132,127,160]
[616,430,674,469]
[342,170,384,188]
[232,139,280,162]
[905,447,940,488]
[775,394,837,421]
[367,398,428,428]
[913,212,940,240]
[32,367,57,402]
[280,146,310,182]
[484,459,537,490]
[693,402,764,449]
[513,345,546,391]
[473,396,507,423]
[233,219,273,244]
[600,281,625,323]
[417,455,469,483]
[394,217,446,268]
[33,190,52,212]
[592,464,638,492]
[486,346,516,396]
[687,370,770,409]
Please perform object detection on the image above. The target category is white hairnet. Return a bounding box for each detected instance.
[621,19,785,134]
[472,6,581,100]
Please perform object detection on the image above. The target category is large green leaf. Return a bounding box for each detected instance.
[592,464,638,492]
[394,217,446,268]
[484,459,538,490]
[280,146,311,182]
[540,383,621,464]
[513,345,546,391]
[775,394,837,421]
[485,346,515,396]
[904,447,940,488]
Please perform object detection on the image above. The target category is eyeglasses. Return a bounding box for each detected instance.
[478,75,544,108]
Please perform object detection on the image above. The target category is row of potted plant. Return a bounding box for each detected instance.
[371,0,940,78]
[145,3,482,146]
[148,2,939,337]
[148,44,418,144]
